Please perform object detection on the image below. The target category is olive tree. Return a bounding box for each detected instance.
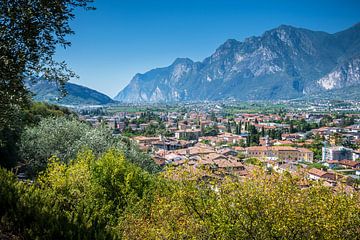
[20,117,161,175]
[19,117,91,174]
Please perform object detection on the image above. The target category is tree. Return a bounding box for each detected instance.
[20,117,161,176]
[0,0,95,168]
[0,102,75,168]
[122,169,360,239]
[226,122,232,133]
[0,149,155,239]
[261,126,265,137]
[1,160,360,239]
[19,117,92,174]
[210,112,217,122]
[203,126,219,136]
[290,121,295,133]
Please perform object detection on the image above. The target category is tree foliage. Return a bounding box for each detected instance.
[0,102,75,168]
[19,117,160,175]
[123,169,360,240]
[0,149,154,239]
[0,0,94,169]
[1,156,360,239]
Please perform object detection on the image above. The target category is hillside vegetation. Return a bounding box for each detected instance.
[1,148,360,239]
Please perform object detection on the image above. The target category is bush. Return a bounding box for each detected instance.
[245,157,263,166]
[1,162,360,239]
[0,149,155,239]
[123,170,360,239]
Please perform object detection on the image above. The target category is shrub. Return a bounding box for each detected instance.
[122,170,360,239]
[0,149,155,239]
[1,163,360,239]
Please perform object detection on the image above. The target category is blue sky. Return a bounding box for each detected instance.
[55,0,360,97]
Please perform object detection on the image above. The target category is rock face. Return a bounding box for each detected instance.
[115,23,360,102]
[318,56,360,90]
[27,79,114,105]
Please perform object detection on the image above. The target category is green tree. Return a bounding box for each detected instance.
[19,117,91,174]
[20,117,161,175]
[0,149,155,239]
[122,169,360,239]
[0,0,94,168]
[226,122,232,133]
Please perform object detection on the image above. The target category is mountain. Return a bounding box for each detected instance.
[27,79,114,105]
[305,85,360,101]
[115,23,360,102]
[317,55,360,90]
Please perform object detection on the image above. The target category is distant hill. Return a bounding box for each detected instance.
[115,23,360,102]
[26,79,114,105]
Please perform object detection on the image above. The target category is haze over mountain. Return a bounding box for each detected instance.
[26,79,114,105]
[115,23,360,103]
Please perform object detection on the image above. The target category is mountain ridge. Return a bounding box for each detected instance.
[26,79,114,105]
[115,23,360,103]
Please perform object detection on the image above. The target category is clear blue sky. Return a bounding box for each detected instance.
[55,0,360,97]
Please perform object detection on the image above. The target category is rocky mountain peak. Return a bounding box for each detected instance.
[172,57,194,66]
[115,23,360,103]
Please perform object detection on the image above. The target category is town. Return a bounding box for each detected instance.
[79,101,360,190]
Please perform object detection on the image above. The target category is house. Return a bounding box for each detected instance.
[214,159,245,172]
[118,121,126,130]
[353,150,360,160]
[133,136,160,145]
[273,140,294,146]
[307,168,337,181]
[174,146,215,157]
[217,148,238,156]
[275,162,299,173]
[324,160,339,169]
[297,148,314,162]
[178,123,188,130]
[128,123,138,131]
[233,146,246,153]
[282,133,302,141]
[152,139,194,151]
[204,153,228,162]
[175,129,201,140]
[338,160,360,169]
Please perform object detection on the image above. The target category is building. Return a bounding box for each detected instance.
[133,136,160,145]
[175,129,201,140]
[214,159,246,173]
[152,139,195,151]
[246,146,313,162]
[338,160,360,169]
[217,148,238,156]
[322,146,353,162]
[307,168,337,182]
